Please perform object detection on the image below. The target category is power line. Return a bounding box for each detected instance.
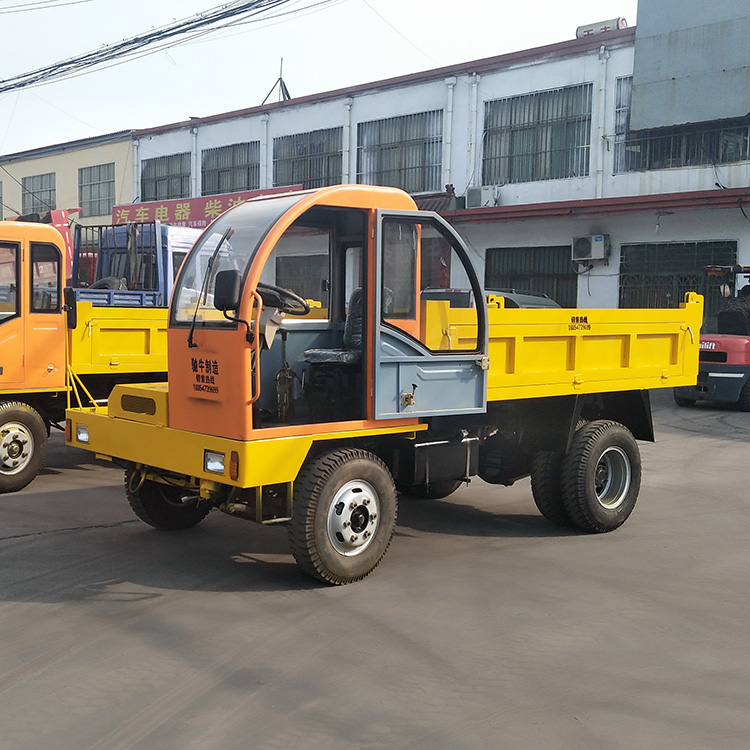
[0,0,94,15]
[0,0,333,93]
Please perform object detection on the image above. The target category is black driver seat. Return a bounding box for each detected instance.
[303,288,363,365]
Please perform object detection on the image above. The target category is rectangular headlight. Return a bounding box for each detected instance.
[76,425,90,443]
[204,450,225,474]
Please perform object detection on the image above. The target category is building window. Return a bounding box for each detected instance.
[79,162,115,218]
[141,153,190,202]
[0,182,3,220]
[274,128,342,189]
[614,76,750,173]
[619,240,737,331]
[484,246,577,307]
[357,110,443,193]
[22,173,56,214]
[202,142,260,196]
[483,84,593,185]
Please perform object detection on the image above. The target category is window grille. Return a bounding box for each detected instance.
[357,111,443,193]
[484,246,578,307]
[22,173,56,214]
[614,76,750,173]
[619,240,737,331]
[141,153,190,202]
[483,84,593,185]
[79,163,115,218]
[273,128,342,189]
[202,142,260,196]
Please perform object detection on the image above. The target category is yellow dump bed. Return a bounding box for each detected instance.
[424,291,703,400]
[67,301,168,377]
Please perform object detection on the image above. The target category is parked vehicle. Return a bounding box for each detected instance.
[65,185,702,583]
[674,265,750,408]
[0,215,199,492]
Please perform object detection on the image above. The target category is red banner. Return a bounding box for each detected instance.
[111,186,302,228]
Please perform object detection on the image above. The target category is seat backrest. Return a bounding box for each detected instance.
[717,307,750,335]
[342,288,363,349]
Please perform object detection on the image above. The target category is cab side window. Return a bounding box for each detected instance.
[381,217,479,352]
[0,243,19,322]
[30,242,61,313]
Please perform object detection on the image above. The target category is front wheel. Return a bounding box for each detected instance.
[561,420,641,533]
[0,401,47,493]
[289,448,397,584]
[124,468,211,530]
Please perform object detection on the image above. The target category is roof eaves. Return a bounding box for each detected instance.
[442,187,750,224]
[0,130,134,164]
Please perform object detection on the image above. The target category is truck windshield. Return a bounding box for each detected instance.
[171,192,307,326]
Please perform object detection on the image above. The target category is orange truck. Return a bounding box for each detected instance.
[0,214,196,492]
[65,185,702,584]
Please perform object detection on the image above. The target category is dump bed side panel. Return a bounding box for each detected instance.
[67,301,168,376]
[423,293,702,402]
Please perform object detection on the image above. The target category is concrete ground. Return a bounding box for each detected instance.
[1,389,748,750]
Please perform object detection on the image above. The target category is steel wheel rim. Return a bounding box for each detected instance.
[0,421,34,475]
[594,446,631,509]
[327,479,380,556]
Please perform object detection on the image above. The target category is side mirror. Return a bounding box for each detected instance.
[214,269,241,311]
[63,286,77,329]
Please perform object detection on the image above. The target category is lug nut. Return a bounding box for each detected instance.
[350,535,358,543]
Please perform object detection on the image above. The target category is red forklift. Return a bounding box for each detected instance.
[674,265,750,408]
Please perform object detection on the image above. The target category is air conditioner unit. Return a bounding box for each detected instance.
[466,185,498,209]
[572,234,611,262]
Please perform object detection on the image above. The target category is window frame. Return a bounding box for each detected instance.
[78,162,115,218]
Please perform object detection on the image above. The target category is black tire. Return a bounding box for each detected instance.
[124,468,211,530]
[289,448,397,584]
[89,276,127,290]
[0,401,47,493]
[561,420,641,533]
[737,381,750,411]
[400,478,462,500]
[673,392,696,407]
[530,450,573,526]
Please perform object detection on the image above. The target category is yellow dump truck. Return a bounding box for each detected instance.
[65,185,702,584]
[0,219,169,492]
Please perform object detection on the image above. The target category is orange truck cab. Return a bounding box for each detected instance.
[0,218,174,492]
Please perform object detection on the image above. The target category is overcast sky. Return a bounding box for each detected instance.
[0,0,638,156]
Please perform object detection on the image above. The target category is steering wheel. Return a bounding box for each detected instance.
[256,281,310,316]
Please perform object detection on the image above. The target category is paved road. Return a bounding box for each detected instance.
[1,390,749,749]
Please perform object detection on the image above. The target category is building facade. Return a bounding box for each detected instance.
[0,131,134,225]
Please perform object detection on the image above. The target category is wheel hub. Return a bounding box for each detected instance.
[0,423,33,474]
[327,480,380,556]
[594,446,631,510]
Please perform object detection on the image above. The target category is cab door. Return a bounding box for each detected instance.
[373,210,488,419]
[24,241,65,390]
[0,241,24,387]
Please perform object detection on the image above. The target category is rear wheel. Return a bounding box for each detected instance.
[124,468,211,530]
[530,450,572,526]
[0,401,47,493]
[289,448,397,584]
[561,420,641,533]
